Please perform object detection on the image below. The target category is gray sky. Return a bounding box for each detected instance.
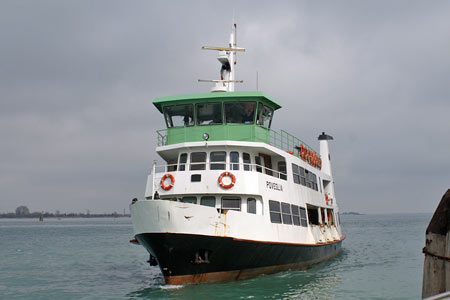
[1,0,449,214]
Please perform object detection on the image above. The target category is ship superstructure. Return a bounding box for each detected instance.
[130,24,345,285]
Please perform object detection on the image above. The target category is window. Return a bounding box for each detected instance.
[179,153,187,171]
[256,103,274,128]
[196,103,222,125]
[269,200,281,224]
[230,151,239,170]
[247,198,256,214]
[291,205,300,226]
[224,102,256,124]
[281,203,292,224]
[243,153,251,171]
[255,156,262,173]
[221,197,241,211]
[299,167,306,186]
[300,207,308,227]
[181,196,197,204]
[200,196,215,207]
[163,104,194,127]
[305,170,311,188]
[167,158,177,172]
[190,152,206,170]
[292,164,300,184]
[278,161,287,180]
[210,151,226,170]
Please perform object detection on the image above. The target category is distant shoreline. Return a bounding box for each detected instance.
[0,213,130,219]
[341,212,364,215]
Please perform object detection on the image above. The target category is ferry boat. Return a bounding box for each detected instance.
[130,24,345,285]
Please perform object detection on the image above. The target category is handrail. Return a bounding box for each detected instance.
[153,162,288,180]
[156,127,319,156]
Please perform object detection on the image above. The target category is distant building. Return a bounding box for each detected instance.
[16,206,30,216]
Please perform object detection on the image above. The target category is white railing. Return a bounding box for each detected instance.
[153,161,287,180]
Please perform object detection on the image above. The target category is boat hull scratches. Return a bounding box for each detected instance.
[136,232,343,285]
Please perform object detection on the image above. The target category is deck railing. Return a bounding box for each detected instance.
[156,126,319,158]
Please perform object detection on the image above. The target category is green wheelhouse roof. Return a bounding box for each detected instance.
[152,91,282,113]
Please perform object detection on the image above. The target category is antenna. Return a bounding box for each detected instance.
[199,24,245,92]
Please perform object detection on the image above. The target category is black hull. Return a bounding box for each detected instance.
[136,233,344,284]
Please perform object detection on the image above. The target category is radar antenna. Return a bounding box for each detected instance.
[199,24,245,92]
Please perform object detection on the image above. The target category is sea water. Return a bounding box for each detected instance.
[0,214,430,300]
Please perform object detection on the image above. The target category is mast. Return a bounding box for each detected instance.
[199,24,245,92]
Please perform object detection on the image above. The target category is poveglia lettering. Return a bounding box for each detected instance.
[266,181,283,191]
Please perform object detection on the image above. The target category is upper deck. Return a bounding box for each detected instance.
[154,91,321,168]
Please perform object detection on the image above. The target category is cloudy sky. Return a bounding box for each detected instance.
[1,0,449,214]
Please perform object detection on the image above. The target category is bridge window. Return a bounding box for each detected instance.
[163,104,194,127]
[230,151,239,170]
[281,203,292,225]
[210,151,226,170]
[256,103,273,128]
[196,103,222,125]
[225,102,256,124]
[247,198,256,214]
[221,197,241,211]
[269,200,281,224]
[200,196,215,207]
[243,153,251,171]
[190,152,206,170]
[179,153,187,171]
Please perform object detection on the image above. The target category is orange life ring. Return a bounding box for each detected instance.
[218,172,236,189]
[160,173,175,191]
[325,194,329,205]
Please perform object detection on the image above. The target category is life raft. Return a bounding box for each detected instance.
[218,172,236,189]
[160,173,175,191]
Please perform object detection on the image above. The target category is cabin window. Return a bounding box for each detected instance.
[243,153,251,171]
[167,158,178,172]
[230,151,239,170]
[281,203,292,225]
[210,151,226,170]
[200,196,215,207]
[196,103,223,125]
[190,152,206,170]
[305,170,312,188]
[255,156,262,173]
[224,102,256,124]
[163,104,194,127]
[307,205,320,225]
[181,196,197,204]
[292,164,300,184]
[278,161,287,180]
[269,200,282,223]
[291,205,300,226]
[299,207,308,227]
[299,167,306,186]
[247,198,256,214]
[256,103,274,128]
[221,197,241,211]
[179,153,187,171]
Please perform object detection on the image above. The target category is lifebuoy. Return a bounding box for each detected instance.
[160,174,175,191]
[325,194,329,205]
[218,172,236,189]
